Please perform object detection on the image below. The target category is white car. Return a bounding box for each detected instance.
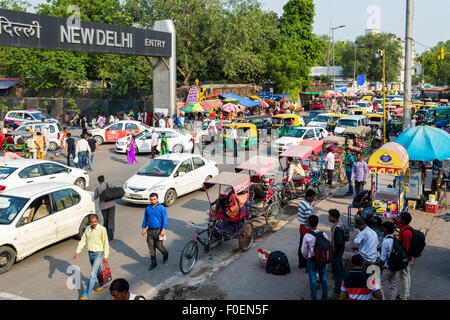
[334,115,369,135]
[0,159,89,191]
[89,120,150,145]
[272,127,328,153]
[307,113,331,129]
[15,122,64,151]
[122,153,219,206]
[4,109,58,130]
[0,183,98,274]
[115,128,193,154]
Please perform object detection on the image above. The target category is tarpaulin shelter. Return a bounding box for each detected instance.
[220,93,260,108]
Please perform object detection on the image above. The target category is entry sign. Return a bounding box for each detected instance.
[0,8,171,57]
[357,75,366,86]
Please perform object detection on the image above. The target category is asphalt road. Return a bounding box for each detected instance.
[0,129,294,300]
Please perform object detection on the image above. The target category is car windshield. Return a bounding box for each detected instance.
[0,167,17,180]
[272,118,284,125]
[312,115,329,122]
[0,195,28,224]
[357,103,368,108]
[338,119,358,127]
[286,128,307,138]
[31,113,51,120]
[137,159,179,177]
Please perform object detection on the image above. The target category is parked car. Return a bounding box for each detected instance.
[0,183,99,274]
[4,110,58,130]
[303,110,327,124]
[272,126,328,153]
[89,120,149,145]
[115,127,193,154]
[15,121,64,151]
[334,115,368,135]
[201,120,231,143]
[307,113,331,129]
[122,153,219,206]
[0,159,89,191]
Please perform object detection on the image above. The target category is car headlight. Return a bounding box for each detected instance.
[123,182,128,190]
[149,184,166,192]
[117,141,126,146]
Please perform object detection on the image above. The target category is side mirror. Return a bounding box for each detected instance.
[179,171,186,177]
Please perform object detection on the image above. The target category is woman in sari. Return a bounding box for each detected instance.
[127,135,138,165]
[160,132,169,155]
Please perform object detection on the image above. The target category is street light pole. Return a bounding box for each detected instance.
[382,49,386,144]
[354,41,358,87]
[331,25,346,91]
[403,0,414,130]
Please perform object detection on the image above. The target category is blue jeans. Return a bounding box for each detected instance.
[67,150,76,167]
[78,151,88,169]
[346,170,353,194]
[307,258,328,300]
[82,251,104,299]
[88,153,94,170]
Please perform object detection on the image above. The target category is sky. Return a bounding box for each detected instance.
[26,0,448,54]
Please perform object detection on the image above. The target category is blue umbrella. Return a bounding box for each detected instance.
[395,125,450,161]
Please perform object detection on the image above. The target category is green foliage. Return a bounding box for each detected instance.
[66,98,78,111]
[416,40,450,86]
[266,0,321,92]
[0,0,30,11]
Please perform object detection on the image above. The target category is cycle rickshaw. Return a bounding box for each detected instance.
[235,155,282,230]
[343,126,373,155]
[179,172,254,274]
[323,135,348,186]
[1,130,33,158]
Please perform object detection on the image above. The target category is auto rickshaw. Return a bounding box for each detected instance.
[367,113,384,130]
[272,114,305,129]
[221,123,258,151]
[326,114,346,132]
[350,108,369,116]
[390,114,403,135]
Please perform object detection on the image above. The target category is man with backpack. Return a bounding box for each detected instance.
[394,211,425,300]
[301,215,330,300]
[379,221,406,300]
[328,209,346,299]
[94,175,116,241]
[298,189,316,269]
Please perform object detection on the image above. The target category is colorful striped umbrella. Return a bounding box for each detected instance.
[182,103,206,113]
[221,103,240,113]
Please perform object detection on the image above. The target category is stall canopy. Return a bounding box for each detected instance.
[300,91,325,95]
[395,125,450,161]
[220,93,260,107]
[368,142,409,176]
[200,100,222,111]
[234,155,278,177]
[203,172,250,193]
[0,78,21,89]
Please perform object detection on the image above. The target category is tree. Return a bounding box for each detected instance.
[266,0,322,94]
[416,40,450,86]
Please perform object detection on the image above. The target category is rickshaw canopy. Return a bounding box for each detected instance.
[203,172,250,194]
[221,123,257,137]
[279,144,320,163]
[6,130,33,138]
[298,139,324,155]
[323,136,346,146]
[368,142,409,176]
[235,155,278,177]
[343,126,372,136]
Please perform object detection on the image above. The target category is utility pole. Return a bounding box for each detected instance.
[354,41,358,87]
[382,49,386,144]
[403,0,414,131]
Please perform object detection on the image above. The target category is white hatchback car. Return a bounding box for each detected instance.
[272,127,328,153]
[115,128,193,154]
[0,183,97,274]
[0,159,89,192]
[122,153,219,206]
[15,122,64,151]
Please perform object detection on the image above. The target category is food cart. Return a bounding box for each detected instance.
[368,142,409,219]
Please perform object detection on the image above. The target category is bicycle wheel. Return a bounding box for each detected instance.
[338,163,347,186]
[238,222,254,252]
[265,201,282,230]
[179,240,198,274]
[316,179,326,195]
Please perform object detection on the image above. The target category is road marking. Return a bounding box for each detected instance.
[0,292,30,300]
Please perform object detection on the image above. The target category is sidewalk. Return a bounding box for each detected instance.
[166,178,450,300]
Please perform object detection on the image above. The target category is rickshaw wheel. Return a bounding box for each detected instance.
[179,240,198,274]
[316,180,326,195]
[238,222,254,252]
[265,202,282,230]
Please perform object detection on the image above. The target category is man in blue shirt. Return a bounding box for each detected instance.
[344,147,356,196]
[141,193,169,270]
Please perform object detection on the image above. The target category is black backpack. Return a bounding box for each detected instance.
[403,226,426,258]
[386,235,409,272]
[266,251,290,275]
[309,231,333,267]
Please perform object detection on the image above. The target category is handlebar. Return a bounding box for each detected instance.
[188,221,209,231]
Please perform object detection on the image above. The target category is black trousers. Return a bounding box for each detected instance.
[146,228,168,258]
[331,250,344,294]
[151,146,158,159]
[233,140,238,158]
[326,169,333,186]
[101,206,115,240]
[355,181,364,195]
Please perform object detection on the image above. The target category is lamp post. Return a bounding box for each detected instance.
[331,25,346,91]
[354,41,358,88]
[376,50,387,144]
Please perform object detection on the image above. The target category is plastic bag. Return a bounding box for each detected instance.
[257,248,271,268]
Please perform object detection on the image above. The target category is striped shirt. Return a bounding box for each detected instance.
[341,269,380,300]
[351,160,368,182]
[298,199,314,226]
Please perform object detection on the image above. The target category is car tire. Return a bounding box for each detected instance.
[74,178,86,189]
[94,136,104,145]
[173,144,184,153]
[76,216,90,240]
[164,189,177,207]
[0,246,16,275]
[48,141,58,151]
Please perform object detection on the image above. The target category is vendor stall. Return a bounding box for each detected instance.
[368,142,409,218]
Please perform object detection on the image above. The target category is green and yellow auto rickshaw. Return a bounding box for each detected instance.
[221,123,258,150]
[390,114,403,135]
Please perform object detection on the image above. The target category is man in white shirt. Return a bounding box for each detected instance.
[151,129,159,159]
[231,125,238,158]
[76,133,92,169]
[352,218,379,269]
[325,147,335,187]
[159,117,166,128]
[379,221,401,300]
